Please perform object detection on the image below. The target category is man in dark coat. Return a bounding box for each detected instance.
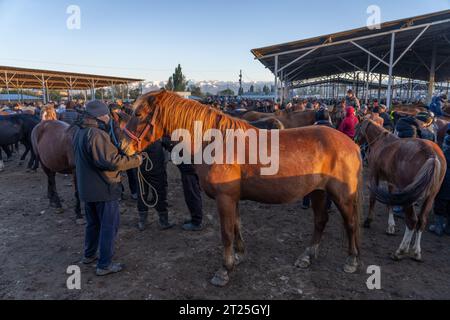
[395,116,422,138]
[59,101,80,125]
[73,100,142,276]
[429,131,450,236]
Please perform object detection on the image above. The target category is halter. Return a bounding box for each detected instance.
[124,108,158,152]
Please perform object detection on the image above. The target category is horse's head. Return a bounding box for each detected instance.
[121,90,165,156]
[354,120,371,146]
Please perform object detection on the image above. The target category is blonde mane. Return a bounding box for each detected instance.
[137,90,255,136]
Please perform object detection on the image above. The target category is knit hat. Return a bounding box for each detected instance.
[86,100,110,118]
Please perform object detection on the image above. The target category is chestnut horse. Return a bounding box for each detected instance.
[32,111,129,224]
[355,120,446,261]
[121,90,363,287]
[242,110,317,128]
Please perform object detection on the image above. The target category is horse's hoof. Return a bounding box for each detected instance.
[391,251,407,261]
[211,269,230,287]
[75,218,86,226]
[343,257,359,274]
[386,226,396,236]
[295,256,311,269]
[363,219,372,229]
[234,254,245,266]
[410,253,423,263]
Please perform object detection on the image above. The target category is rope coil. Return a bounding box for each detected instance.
[137,152,159,208]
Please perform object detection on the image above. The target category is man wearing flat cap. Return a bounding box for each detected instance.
[74,100,142,276]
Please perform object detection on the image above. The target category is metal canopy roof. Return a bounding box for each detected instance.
[252,10,450,83]
[0,65,143,90]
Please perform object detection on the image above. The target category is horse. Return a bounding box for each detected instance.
[241,109,317,129]
[355,120,446,261]
[249,117,285,130]
[436,118,449,146]
[0,114,40,172]
[120,90,363,287]
[31,110,129,224]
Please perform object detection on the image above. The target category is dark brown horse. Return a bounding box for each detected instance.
[356,120,446,261]
[32,111,129,224]
[121,90,363,287]
[242,110,317,128]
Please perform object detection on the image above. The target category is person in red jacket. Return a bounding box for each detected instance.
[338,107,359,139]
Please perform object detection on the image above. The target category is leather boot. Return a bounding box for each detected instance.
[158,211,175,230]
[138,211,148,231]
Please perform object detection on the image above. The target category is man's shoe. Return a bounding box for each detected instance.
[429,216,446,237]
[182,222,203,232]
[393,206,405,219]
[81,255,98,265]
[96,263,124,276]
[131,193,138,201]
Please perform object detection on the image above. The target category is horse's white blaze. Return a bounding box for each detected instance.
[398,227,415,253]
[0,160,4,171]
[412,231,423,256]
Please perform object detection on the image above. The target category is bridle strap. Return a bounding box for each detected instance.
[124,107,159,151]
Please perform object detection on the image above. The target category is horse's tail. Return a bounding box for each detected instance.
[369,157,441,206]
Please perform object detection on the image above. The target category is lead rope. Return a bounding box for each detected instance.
[137,152,159,208]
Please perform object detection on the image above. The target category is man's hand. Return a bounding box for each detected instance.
[136,154,144,166]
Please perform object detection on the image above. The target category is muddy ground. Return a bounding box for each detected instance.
[0,149,449,300]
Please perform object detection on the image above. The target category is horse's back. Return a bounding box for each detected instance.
[33,121,74,172]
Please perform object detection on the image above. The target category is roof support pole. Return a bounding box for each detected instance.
[274,55,279,102]
[365,53,371,105]
[41,74,47,104]
[5,72,10,102]
[378,73,382,101]
[428,42,437,104]
[386,33,396,109]
[277,47,318,73]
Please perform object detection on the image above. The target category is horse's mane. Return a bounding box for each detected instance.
[141,90,255,135]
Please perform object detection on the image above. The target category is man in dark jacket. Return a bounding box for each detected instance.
[379,105,394,132]
[429,131,450,236]
[395,116,422,138]
[74,100,142,276]
[59,101,80,125]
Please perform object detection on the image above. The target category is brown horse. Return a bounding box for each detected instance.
[355,120,446,261]
[121,90,363,287]
[244,110,317,129]
[32,111,129,224]
[391,103,428,115]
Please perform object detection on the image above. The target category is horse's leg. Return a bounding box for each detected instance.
[234,202,245,266]
[211,195,237,287]
[386,185,396,235]
[19,143,30,166]
[364,192,376,229]
[73,170,84,225]
[392,205,417,261]
[411,197,434,262]
[333,191,360,273]
[0,148,4,172]
[43,166,63,212]
[296,190,328,269]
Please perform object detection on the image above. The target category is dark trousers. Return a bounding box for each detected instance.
[303,194,332,209]
[84,201,120,269]
[178,164,203,225]
[137,166,169,214]
[126,169,138,195]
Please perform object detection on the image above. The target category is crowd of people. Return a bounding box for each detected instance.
[1,88,449,276]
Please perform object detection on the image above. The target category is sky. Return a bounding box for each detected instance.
[0,0,449,82]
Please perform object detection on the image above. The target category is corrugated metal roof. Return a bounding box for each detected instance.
[252,10,450,83]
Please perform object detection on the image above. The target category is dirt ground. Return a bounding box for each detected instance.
[1,149,449,300]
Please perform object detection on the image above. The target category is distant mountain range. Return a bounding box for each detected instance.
[142,80,274,95]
